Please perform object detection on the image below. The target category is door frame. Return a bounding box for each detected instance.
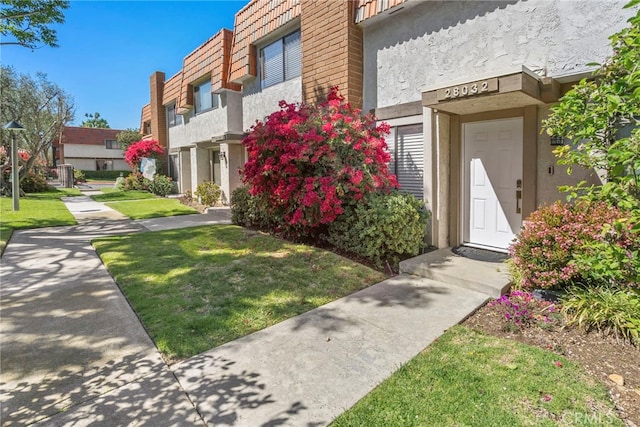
[461,117,523,252]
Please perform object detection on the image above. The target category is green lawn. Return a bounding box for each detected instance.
[93,225,386,362]
[0,188,80,254]
[332,326,622,426]
[105,198,197,219]
[91,189,157,202]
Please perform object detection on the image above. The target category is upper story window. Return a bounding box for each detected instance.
[167,103,182,127]
[193,80,220,114]
[105,139,119,149]
[260,29,301,89]
[144,121,151,135]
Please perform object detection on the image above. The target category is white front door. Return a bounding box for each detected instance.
[463,118,523,251]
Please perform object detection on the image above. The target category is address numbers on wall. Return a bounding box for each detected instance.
[436,78,498,101]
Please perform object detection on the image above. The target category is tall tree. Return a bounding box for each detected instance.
[81,112,110,128]
[0,66,75,181]
[116,128,143,151]
[0,0,69,49]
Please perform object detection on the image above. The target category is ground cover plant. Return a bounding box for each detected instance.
[104,198,197,220]
[0,187,79,254]
[93,224,385,362]
[332,326,622,426]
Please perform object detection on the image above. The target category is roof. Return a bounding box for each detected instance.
[355,0,407,23]
[58,126,122,146]
[228,0,301,83]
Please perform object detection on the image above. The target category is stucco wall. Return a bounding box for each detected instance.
[168,91,243,148]
[64,144,124,159]
[242,76,302,131]
[65,158,129,171]
[362,0,632,111]
[535,105,603,208]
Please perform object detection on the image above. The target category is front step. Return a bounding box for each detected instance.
[399,248,511,298]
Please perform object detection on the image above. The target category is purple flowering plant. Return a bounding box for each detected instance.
[489,291,560,330]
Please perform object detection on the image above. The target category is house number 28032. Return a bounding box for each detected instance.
[444,81,488,98]
[436,78,498,101]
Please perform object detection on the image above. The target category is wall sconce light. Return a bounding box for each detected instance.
[219,151,227,163]
[550,135,565,146]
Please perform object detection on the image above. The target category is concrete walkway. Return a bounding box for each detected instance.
[1,194,491,426]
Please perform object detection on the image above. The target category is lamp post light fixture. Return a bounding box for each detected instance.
[3,121,25,211]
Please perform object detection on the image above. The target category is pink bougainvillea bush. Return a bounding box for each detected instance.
[124,139,165,170]
[509,201,638,290]
[241,87,398,237]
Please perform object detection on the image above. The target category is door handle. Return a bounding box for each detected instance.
[516,179,522,214]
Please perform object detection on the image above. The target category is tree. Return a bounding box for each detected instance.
[0,0,69,49]
[116,128,143,151]
[541,1,640,286]
[124,139,164,170]
[241,87,398,238]
[543,1,640,212]
[81,112,110,128]
[0,66,75,183]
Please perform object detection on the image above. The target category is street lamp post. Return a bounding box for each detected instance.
[3,121,25,211]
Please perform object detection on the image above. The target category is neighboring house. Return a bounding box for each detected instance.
[54,126,128,171]
[140,0,634,251]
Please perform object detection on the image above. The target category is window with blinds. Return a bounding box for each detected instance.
[260,30,301,89]
[392,124,424,199]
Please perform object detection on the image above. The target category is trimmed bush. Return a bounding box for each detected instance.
[148,174,174,197]
[73,169,86,183]
[230,186,273,229]
[327,191,428,268]
[118,172,149,191]
[509,201,637,290]
[82,170,129,180]
[20,172,48,193]
[194,181,221,206]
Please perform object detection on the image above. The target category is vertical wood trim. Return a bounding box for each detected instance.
[523,105,538,218]
[449,114,461,247]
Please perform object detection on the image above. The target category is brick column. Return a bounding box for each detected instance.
[149,71,168,173]
[301,0,363,108]
[149,71,167,149]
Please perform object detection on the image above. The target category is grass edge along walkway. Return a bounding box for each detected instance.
[0,188,80,255]
[93,224,386,363]
[331,325,623,427]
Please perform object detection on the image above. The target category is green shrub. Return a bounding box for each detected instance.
[509,201,635,290]
[194,181,221,207]
[148,174,174,197]
[82,170,129,180]
[20,172,48,193]
[327,191,428,269]
[118,172,149,191]
[561,285,640,345]
[73,169,86,183]
[230,186,273,228]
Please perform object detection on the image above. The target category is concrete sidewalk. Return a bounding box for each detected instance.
[1,195,491,426]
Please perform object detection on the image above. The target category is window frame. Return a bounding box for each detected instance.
[105,139,119,150]
[193,80,220,115]
[167,103,180,127]
[260,29,301,89]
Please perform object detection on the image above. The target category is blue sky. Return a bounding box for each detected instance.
[3,0,245,130]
